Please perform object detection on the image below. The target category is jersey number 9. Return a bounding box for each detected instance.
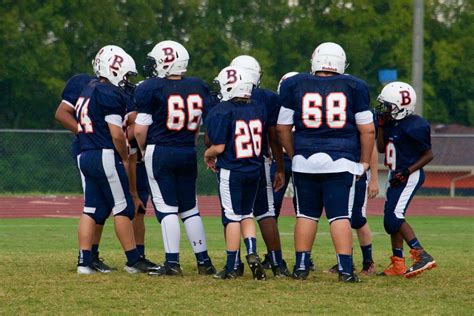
[302,92,347,129]
[167,94,203,131]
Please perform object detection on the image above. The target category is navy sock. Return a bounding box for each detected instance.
[244,237,257,255]
[125,248,140,266]
[295,251,311,270]
[195,250,210,265]
[91,244,99,256]
[165,253,179,265]
[226,250,238,272]
[360,244,373,263]
[392,248,404,258]
[136,244,145,257]
[408,238,423,249]
[336,254,354,275]
[270,250,283,266]
[78,249,92,266]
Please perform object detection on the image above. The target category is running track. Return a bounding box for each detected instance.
[0,196,472,218]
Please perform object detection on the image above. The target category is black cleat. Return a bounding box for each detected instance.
[404,249,437,278]
[246,254,266,280]
[148,262,183,276]
[213,268,239,279]
[197,259,217,275]
[124,258,154,274]
[327,263,339,274]
[292,266,310,280]
[236,262,245,276]
[261,253,272,270]
[272,259,291,277]
[92,253,116,273]
[141,256,160,271]
[338,273,362,283]
[309,257,316,271]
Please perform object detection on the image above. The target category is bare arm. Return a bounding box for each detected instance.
[134,124,149,155]
[126,112,137,142]
[357,122,375,170]
[109,123,129,164]
[204,144,225,173]
[376,126,386,153]
[55,102,78,134]
[276,124,294,159]
[127,152,144,213]
[408,149,434,174]
[268,126,285,191]
[367,143,379,198]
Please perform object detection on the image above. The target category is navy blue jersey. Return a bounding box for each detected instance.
[135,76,213,147]
[383,115,431,171]
[75,81,129,151]
[60,74,96,158]
[252,88,281,157]
[279,73,370,162]
[207,99,267,173]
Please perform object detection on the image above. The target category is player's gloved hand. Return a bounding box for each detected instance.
[376,112,388,127]
[389,168,410,187]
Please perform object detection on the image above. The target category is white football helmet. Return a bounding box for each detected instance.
[214,66,254,101]
[92,45,137,88]
[277,71,299,93]
[311,42,347,74]
[230,55,262,87]
[377,81,417,120]
[146,40,189,78]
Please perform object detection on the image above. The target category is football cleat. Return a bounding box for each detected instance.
[141,256,160,271]
[292,267,310,280]
[124,258,155,274]
[378,256,407,276]
[308,257,316,271]
[148,262,183,276]
[213,268,239,280]
[246,254,266,280]
[77,265,96,275]
[92,253,115,273]
[236,262,245,276]
[261,253,272,270]
[271,260,291,278]
[197,260,217,275]
[339,273,362,283]
[360,261,376,276]
[404,249,437,279]
[327,264,339,274]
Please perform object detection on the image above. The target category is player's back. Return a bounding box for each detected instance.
[280,73,370,162]
[208,99,267,173]
[384,115,431,170]
[135,76,211,147]
[75,80,128,151]
[252,88,281,156]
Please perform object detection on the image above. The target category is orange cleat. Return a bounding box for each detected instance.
[378,256,407,276]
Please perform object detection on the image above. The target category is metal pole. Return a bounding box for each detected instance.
[412,0,424,116]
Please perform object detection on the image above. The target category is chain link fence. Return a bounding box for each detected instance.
[0,130,473,196]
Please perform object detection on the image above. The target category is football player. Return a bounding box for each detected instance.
[55,47,118,273]
[229,55,289,277]
[75,45,151,274]
[376,82,437,278]
[277,42,375,282]
[205,66,267,280]
[134,40,216,276]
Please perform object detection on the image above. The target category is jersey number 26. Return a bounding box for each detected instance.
[235,120,262,159]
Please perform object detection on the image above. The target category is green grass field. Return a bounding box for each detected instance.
[1,216,473,315]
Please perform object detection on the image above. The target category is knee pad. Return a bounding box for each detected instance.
[179,206,199,222]
[350,214,367,230]
[114,203,135,220]
[155,210,176,223]
[384,213,404,234]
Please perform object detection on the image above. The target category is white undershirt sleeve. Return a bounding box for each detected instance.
[277,106,294,125]
[135,113,153,126]
[355,110,374,125]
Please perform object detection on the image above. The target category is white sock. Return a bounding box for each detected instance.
[161,214,180,254]
[183,215,208,254]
